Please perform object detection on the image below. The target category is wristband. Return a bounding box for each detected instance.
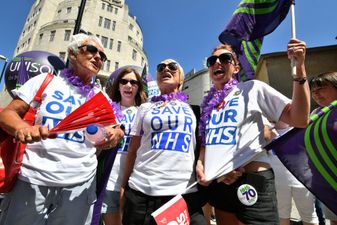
[293,77,307,85]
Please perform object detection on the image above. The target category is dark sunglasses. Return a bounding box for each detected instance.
[120,78,139,86]
[206,53,233,68]
[78,44,107,62]
[156,62,178,72]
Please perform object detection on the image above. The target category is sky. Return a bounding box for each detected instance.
[0,0,336,90]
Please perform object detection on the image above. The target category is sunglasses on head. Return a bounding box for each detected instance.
[156,62,178,72]
[206,53,233,68]
[78,44,107,62]
[120,78,139,86]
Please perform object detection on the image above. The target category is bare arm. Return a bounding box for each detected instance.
[0,99,49,143]
[279,38,310,128]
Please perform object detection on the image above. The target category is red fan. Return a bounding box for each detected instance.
[49,92,117,134]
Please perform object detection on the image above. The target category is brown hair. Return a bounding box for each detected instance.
[106,67,147,106]
[211,43,240,66]
[309,71,337,90]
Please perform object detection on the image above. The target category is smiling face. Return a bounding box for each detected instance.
[69,39,105,84]
[119,71,139,106]
[156,59,183,94]
[208,46,240,90]
[311,83,337,107]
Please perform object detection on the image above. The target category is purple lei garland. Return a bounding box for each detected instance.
[61,68,123,121]
[199,79,239,145]
[151,91,189,103]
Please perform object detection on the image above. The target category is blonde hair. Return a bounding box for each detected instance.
[157,59,185,91]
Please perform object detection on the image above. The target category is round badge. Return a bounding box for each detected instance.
[237,184,258,206]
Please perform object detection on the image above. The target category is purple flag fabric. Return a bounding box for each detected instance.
[16,57,29,89]
[219,0,292,80]
[141,64,148,97]
[266,101,337,215]
[91,147,118,225]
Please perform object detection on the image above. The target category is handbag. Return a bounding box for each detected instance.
[0,73,54,193]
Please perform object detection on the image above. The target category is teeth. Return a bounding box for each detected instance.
[214,69,224,75]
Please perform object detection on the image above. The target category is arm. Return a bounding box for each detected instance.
[196,146,209,186]
[279,38,310,128]
[120,135,141,209]
[0,99,49,143]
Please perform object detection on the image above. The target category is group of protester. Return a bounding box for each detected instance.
[0,32,336,225]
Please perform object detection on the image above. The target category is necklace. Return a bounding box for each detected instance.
[199,79,239,145]
[151,91,188,103]
[61,68,99,97]
[61,68,123,121]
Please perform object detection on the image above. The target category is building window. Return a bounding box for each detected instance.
[129,23,134,31]
[107,5,112,12]
[66,7,71,13]
[50,30,56,41]
[27,38,31,45]
[102,3,105,10]
[101,36,108,48]
[57,9,61,14]
[112,21,116,31]
[104,18,111,29]
[59,52,66,61]
[109,39,113,49]
[117,41,121,52]
[64,30,71,41]
[132,49,137,61]
[104,60,111,71]
[114,8,118,14]
[98,16,103,27]
[115,62,119,70]
[39,33,43,43]
[141,57,144,66]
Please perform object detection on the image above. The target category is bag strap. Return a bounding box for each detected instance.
[33,73,54,103]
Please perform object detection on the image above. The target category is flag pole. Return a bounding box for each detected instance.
[290,0,297,77]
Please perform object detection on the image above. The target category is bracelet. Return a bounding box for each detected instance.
[293,77,307,85]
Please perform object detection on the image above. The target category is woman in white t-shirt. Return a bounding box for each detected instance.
[101,66,147,225]
[196,38,310,225]
[120,59,207,225]
[0,33,124,225]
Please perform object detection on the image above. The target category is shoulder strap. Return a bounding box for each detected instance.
[33,73,54,103]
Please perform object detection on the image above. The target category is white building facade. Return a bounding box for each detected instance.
[15,0,148,84]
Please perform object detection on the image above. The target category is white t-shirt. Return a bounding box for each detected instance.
[128,100,198,196]
[13,73,105,186]
[106,105,138,191]
[204,80,291,180]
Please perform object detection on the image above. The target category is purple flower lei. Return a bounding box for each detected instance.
[199,79,239,145]
[151,91,189,103]
[61,68,98,96]
[61,68,123,121]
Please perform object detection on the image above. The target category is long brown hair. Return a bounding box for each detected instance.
[106,67,147,106]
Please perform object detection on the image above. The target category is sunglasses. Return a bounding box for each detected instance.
[120,78,139,86]
[78,44,107,62]
[206,53,233,68]
[157,62,178,72]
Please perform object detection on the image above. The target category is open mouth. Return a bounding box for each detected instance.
[214,68,225,76]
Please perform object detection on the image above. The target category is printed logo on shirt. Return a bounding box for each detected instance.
[42,90,85,143]
[205,97,239,145]
[117,108,137,153]
[149,102,194,153]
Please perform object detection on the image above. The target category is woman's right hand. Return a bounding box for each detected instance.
[196,159,211,186]
[15,125,50,144]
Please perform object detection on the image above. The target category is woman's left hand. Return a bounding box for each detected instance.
[95,126,124,150]
[217,167,245,185]
[287,38,307,66]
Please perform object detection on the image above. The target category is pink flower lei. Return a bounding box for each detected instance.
[151,91,189,103]
[199,79,239,145]
[61,68,123,121]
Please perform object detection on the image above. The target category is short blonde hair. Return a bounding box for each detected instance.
[157,59,185,91]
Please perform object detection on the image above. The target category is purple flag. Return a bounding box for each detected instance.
[219,0,292,80]
[15,57,29,89]
[266,100,337,215]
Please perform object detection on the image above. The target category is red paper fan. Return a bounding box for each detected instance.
[49,92,117,134]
